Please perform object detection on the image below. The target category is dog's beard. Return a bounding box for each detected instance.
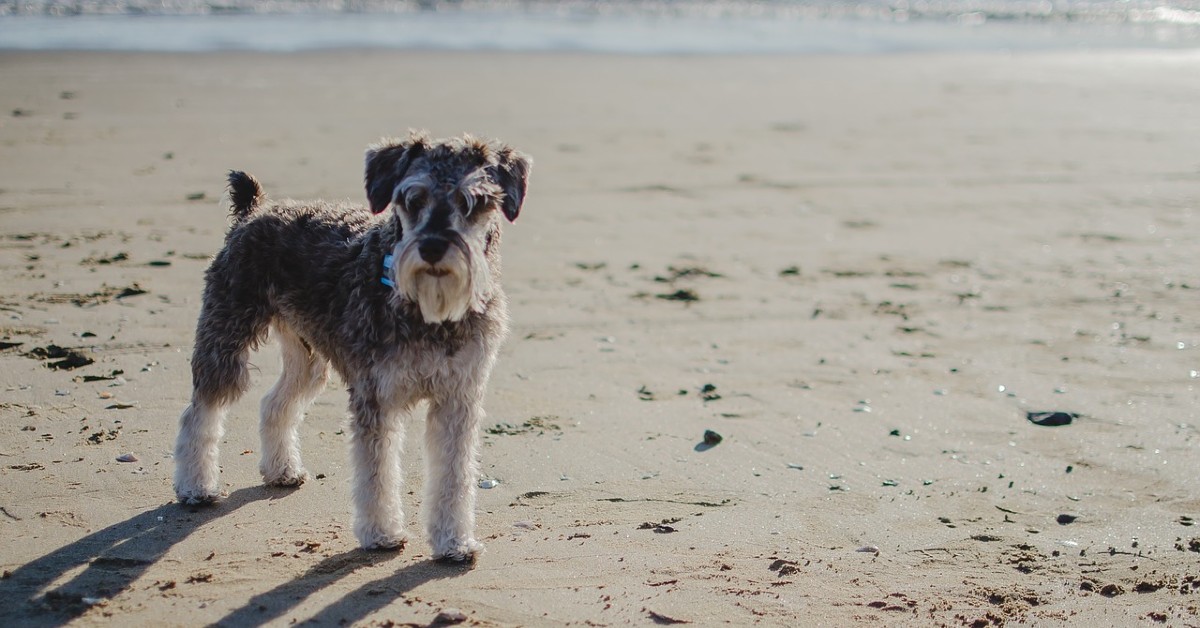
[391,239,487,324]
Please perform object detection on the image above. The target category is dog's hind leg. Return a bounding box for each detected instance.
[348,388,408,550]
[259,323,329,487]
[423,392,485,561]
[174,295,269,505]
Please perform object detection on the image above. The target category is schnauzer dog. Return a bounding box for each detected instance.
[173,132,531,562]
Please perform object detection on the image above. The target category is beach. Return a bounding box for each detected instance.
[1,48,1199,625]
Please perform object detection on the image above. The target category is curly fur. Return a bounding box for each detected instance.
[173,132,531,562]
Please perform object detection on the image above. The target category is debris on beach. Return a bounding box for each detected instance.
[646,609,690,624]
[433,608,467,625]
[25,344,94,370]
[77,369,125,383]
[485,416,560,436]
[31,283,149,308]
[1056,514,1078,525]
[639,518,681,534]
[856,545,881,555]
[702,429,722,446]
[478,479,499,489]
[115,453,138,463]
[768,558,801,576]
[1027,411,1077,427]
[698,383,721,402]
[81,251,128,266]
[654,265,722,282]
[655,288,699,303]
[116,285,148,299]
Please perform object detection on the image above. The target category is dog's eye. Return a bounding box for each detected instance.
[403,189,428,210]
[459,191,490,215]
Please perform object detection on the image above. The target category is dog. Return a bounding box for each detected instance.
[172,132,531,562]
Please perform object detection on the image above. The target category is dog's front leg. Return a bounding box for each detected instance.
[423,394,485,561]
[348,391,407,550]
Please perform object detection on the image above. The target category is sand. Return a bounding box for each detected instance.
[1,49,1198,626]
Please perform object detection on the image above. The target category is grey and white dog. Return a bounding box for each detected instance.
[173,132,531,562]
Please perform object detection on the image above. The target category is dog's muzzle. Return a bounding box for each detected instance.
[389,231,479,324]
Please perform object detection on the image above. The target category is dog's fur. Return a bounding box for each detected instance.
[173,132,531,561]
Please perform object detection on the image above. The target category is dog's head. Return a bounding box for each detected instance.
[365,132,532,324]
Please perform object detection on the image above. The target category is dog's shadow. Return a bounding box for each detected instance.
[2,486,270,625]
[218,549,468,627]
[3,486,467,627]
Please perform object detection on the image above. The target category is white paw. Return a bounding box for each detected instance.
[432,538,484,562]
[175,484,222,505]
[261,465,309,487]
[356,525,408,551]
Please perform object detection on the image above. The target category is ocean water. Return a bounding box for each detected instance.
[1,1,1199,53]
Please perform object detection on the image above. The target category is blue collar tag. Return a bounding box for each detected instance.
[381,254,396,287]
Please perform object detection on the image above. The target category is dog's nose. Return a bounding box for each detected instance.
[418,237,451,264]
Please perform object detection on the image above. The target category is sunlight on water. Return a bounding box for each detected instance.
[2,0,1199,52]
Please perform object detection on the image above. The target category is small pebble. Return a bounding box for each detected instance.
[478,478,499,489]
[1027,411,1077,427]
[702,429,723,446]
[856,545,880,554]
[99,391,113,399]
[433,608,467,625]
[1056,514,1078,525]
[116,453,138,463]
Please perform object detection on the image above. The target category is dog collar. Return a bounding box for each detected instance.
[381,254,396,287]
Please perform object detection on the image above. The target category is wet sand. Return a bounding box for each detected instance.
[1,50,1198,626]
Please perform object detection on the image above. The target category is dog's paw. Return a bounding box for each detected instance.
[175,486,222,505]
[261,466,309,487]
[432,538,484,563]
[360,532,408,552]
[355,521,409,551]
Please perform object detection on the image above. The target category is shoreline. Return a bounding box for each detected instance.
[3,11,1200,54]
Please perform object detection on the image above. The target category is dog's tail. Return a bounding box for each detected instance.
[227,170,265,221]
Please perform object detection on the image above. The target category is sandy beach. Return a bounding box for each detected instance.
[1,49,1199,626]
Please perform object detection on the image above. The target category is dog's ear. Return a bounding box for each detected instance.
[489,148,532,222]
[365,139,424,214]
